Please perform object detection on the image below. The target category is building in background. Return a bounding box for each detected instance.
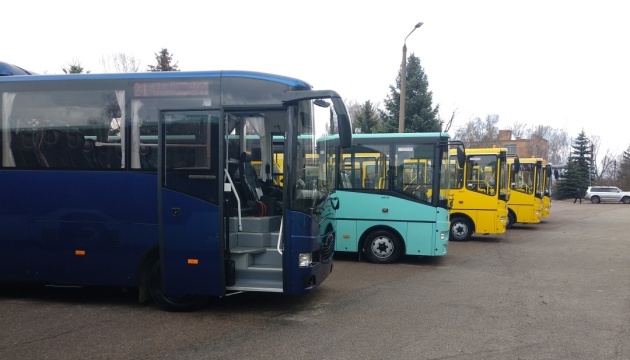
[495,130,549,160]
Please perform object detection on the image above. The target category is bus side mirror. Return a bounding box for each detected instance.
[513,158,521,173]
[337,113,352,148]
[456,146,466,168]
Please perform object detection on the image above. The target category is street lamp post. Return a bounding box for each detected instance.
[398,21,423,133]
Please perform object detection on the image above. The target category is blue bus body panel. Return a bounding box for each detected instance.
[284,210,334,292]
[161,189,222,296]
[0,170,158,286]
[0,61,36,75]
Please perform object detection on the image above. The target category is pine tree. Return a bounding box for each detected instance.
[558,130,592,199]
[62,61,89,74]
[147,48,179,72]
[379,53,441,133]
[353,100,380,134]
[617,145,630,190]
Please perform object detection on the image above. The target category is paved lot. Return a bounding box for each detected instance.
[1,200,628,359]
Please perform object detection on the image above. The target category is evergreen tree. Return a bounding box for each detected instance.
[147,48,179,71]
[353,100,380,134]
[617,145,630,190]
[558,131,592,199]
[379,53,441,133]
[62,61,89,74]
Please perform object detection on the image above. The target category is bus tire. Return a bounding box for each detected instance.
[450,217,473,241]
[363,230,402,264]
[148,261,208,312]
[507,211,516,229]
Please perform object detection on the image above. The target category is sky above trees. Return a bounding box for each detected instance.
[3,0,629,157]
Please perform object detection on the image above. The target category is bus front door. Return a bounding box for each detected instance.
[158,110,224,297]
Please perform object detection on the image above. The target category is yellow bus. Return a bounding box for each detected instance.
[448,147,512,241]
[506,157,542,228]
[541,162,552,218]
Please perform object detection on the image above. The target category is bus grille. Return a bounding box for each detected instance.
[321,232,335,263]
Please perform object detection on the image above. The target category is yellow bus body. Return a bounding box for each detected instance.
[448,147,510,241]
[507,157,543,228]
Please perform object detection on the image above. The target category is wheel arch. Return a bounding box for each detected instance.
[449,212,476,234]
[358,225,405,254]
[507,208,517,228]
[137,246,160,304]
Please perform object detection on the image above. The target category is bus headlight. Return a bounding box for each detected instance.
[299,253,312,267]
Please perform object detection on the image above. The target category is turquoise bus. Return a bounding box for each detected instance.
[0,66,352,311]
[317,133,464,263]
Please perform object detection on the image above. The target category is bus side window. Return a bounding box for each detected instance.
[140,146,156,170]
[340,171,352,189]
[33,129,68,168]
[10,132,39,168]
[65,132,91,169]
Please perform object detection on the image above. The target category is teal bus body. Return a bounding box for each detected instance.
[317,132,453,264]
[0,67,352,311]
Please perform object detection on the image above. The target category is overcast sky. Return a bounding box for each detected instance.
[3,0,629,160]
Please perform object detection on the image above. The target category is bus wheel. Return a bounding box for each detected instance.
[364,230,402,264]
[507,212,516,229]
[450,217,472,241]
[148,261,208,312]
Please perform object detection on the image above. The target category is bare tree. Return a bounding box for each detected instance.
[506,122,528,139]
[589,135,618,184]
[453,114,500,148]
[100,53,141,73]
[345,99,361,131]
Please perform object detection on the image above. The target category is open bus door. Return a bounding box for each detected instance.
[157,110,224,304]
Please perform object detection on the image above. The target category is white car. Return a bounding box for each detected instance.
[584,186,630,204]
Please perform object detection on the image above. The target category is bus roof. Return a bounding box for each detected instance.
[0,61,37,76]
[318,132,450,143]
[449,147,508,155]
[0,67,312,89]
[509,157,543,164]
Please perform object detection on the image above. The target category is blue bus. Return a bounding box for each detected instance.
[0,66,351,311]
[317,133,464,263]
